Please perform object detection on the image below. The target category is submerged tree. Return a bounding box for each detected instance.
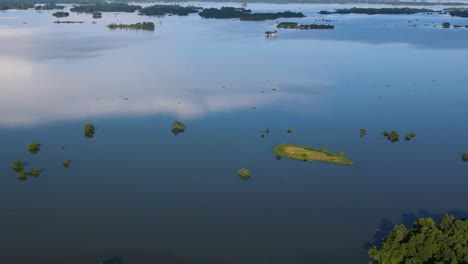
[12,161,24,173]
[62,160,71,168]
[84,124,95,138]
[30,168,40,177]
[28,142,40,154]
[172,121,186,135]
[17,171,27,181]
[369,214,468,264]
[237,168,251,180]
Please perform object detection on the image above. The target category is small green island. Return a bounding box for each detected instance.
[84,124,95,138]
[28,142,40,154]
[199,7,305,21]
[30,168,40,177]
[462,153,468,162]
[273,144,354,165]
[360,128,367,137]
[62,160,71,168]
[12,161,24,173]
[237,168,251,180]
[52,11,69,18]
[172,121,186,135]
[139,4,201,16]
[107,22,155,31]
[383,130,399,142]
[405,132,416,141]
[17,171,27,181]
[70,3,141,13]
[277,22,334,29]
[35,4,65,10]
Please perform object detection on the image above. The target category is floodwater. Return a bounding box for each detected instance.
[1,3,468,263]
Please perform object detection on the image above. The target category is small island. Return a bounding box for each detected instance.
[277,22,334,29]
[70,3,141,13]
[30,168,40,177]
[462,153,468,162]
[54,21,84,24]
[237,168,251,180]
[199,7,305,21]
[28,142,40,154]
[320,7,435,15]
[17,171,27,181]
[12,161,24,173]
[52,11,69,18]
[107,22,155,31]
[448,9,468,18]
[84,124,95,138]
[92,12,102,19]
[139,4,201,16]
[383,130,399,142]
[360,128,366,137]
[405,132,416,141]
[172,121,186,135]
[35,4,65,10]
[273,144,354,165]
[62,160,71,168]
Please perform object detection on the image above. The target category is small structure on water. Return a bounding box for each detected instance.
[265,30,277,37]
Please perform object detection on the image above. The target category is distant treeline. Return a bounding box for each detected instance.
[199,7,305,21]
[320,7,435,15]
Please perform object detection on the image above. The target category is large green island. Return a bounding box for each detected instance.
[273,144,354,165]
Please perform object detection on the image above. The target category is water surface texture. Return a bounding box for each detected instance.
[1,3,468,263]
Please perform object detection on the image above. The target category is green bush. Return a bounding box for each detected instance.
[62,160,71,168]
[17,171,27,181]
[12,161,24,173]
[30,168,40,177]
[237,168,250,179]
[172,121,186,135]
[28,142,40,154]
[462,153,468,162]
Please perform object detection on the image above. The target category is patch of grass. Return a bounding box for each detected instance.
[274,144,354,165]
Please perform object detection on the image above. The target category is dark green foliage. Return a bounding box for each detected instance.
[139,4,200,16]
[30,168,40,177]
[369,214,468,264]
[28,142,40,154]
[319,10,334,14]
[172,121,186,135]
[52,11,69,18]
[277,22,334,29]
[237,168,250,180]
[462,153,468,162]
[35,4,65,10]
[17,171,28,181]
[443,22,451,28]
[260,131,265,138]
[330,7,434,15]
[92,11,102,18]
[287,128,292,133]
[387,131,399,142]
[84,124,95,138]
[12,161,24,173]
[62,160,71,168]
[107,22,155,31]
[275,155,282,160]
[449,9,468,17]
[199,7,304,21]
[405,132,416,141]
[360,128,366,137]
[71,3,141,13]
[0,1,34,10]
[383,131,389,137]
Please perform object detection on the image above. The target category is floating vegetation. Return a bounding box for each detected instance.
[84,124,95,138]
[321,7,434,15]
[462,153,468,162]
[385,131,400,142]
[237,168,251,180]
[107,22,155,31]
[12,161,24,173]
[17,171,27,181]
[360,128,367,138]
[62,160,71,168]
[287,128,292,133]
[28,142,40,154]
[405,132,416,141]
[172,121,186,135]
[30,169,40,177]
[70,3,141,13]
[35,4,65,10]
[274,144,354,165]
[52,11,69,18]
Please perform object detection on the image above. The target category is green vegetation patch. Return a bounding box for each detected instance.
[199,7,305,21]
[70,3,141,13]
[107,22,155,31]
[237,168,251,180]
[360,128,366,137]
[17,171,27,181]
[405,132,416,141]
[35,4,65,10]
[139,4,201,16]
[323,7,434,15]
[28,142,40,154]
[30,168,40,177]
[52,11,69,18]
[62,160,71,168]
[369,214,468,264]
[462,153,468,162]
[12,161,24,173]
[172,121,186,135]
[277,22,334,29]
[273,144,354,165]
[84,124,95,138]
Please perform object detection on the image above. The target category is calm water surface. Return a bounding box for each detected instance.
[1,3,468,263]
